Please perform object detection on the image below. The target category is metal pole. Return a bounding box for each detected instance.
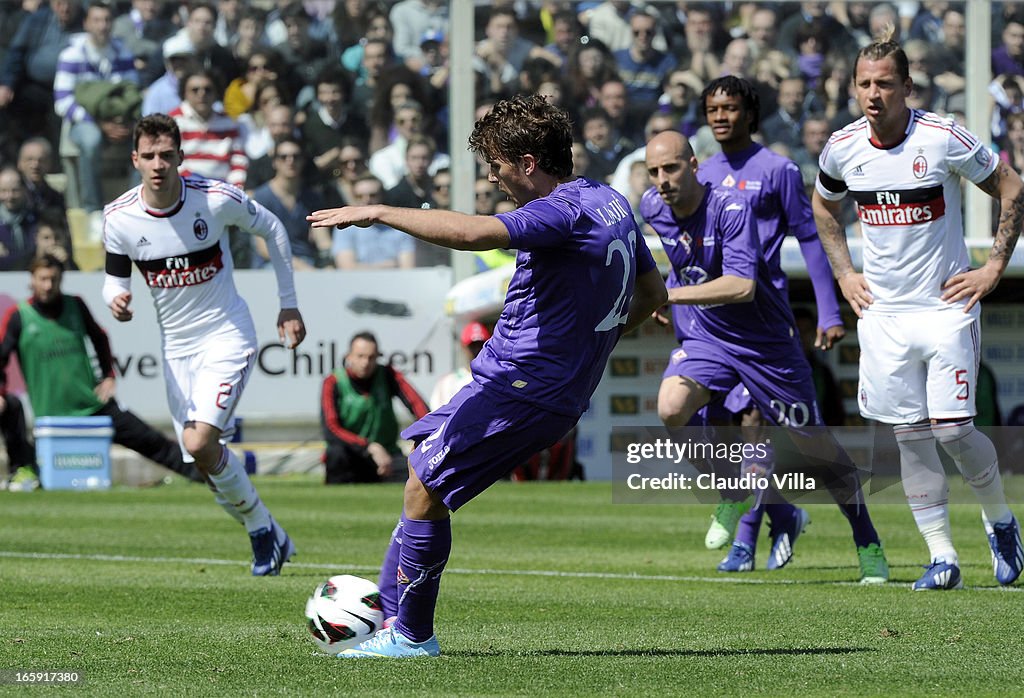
[965,0,992,241]
[448,0,478,282]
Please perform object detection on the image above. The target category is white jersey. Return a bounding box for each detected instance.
[816,110,997,312]
[103,175,297,358]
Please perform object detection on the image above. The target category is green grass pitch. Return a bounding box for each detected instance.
[2,476,1021,696]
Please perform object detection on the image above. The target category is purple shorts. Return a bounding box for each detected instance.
[401,381,579,511]
[664,338,823,428]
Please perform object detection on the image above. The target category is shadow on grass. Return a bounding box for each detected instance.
[447,646,874,658]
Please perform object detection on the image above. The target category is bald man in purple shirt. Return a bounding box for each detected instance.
[642,129,887,584]
[310,94,668,659]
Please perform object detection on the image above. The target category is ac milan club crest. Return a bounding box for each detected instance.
[193,218,209,240]
[912,155,927,179]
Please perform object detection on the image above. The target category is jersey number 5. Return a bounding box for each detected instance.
[595,230,636,332]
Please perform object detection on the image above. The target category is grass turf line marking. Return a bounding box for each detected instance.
[1,550,1022,591]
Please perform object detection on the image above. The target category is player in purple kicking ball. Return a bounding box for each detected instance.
[308,94,668,658]
[642,130,888,584]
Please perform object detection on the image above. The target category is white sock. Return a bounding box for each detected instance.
[933,420,1012,533]
[896,424,957,563]
[207,446,271,534]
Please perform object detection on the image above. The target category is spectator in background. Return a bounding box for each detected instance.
[909,0,948,44]
[32,209,75,269]
[0,166,37,270]
[430,322,490,410]
[368,65,434,154]
[610,111,679,198]
[224,48,283,121]
[543,9,581,70]
[745,6,778,62]
[474,8,559,99]
[167,3,240,85]
[332,174,415,270]
[1000,111,1024,174]
[213,0,244,49]
[231,5,269,67]
[321,331,430,484]
[0,0,83,150]
[658,69,704,138]
[760,77,808,150]
[867,3,901,44]
[0,254,201,491]
[301,67,370,180]
[677,4,722,82]
[994,15,1024,78]
[169,68,248,190]
[321,137,369,208]
[274,2,333,103]
[112,0,176,88]
[597,78,642,149]
[791,114,831,190]
[245,104,313,192]
[931,8,966,97]
[351,38,397,126]
[238,78,289,160]
[16,137,66,223]
[565,39,619,115]
[613,11,676,116]
[369,100,450,190]
[429,168,451,209]
[251,138,327,270]
[141,33,199,117]
[265,0,336,54]
[583,1,636,53]
[341,7,392,81]
[385,134,437,210]
[389,0,447,68]
[53,1,138,217]
[581,105,626,182]
[332,0,376,54]
[778,2,854,60]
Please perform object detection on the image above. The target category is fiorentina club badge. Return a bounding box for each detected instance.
[680,230,692,254]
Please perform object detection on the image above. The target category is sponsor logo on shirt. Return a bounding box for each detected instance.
[850,165,865,178]
[850,186,945,227]
[136,236,150,247]
[738,180,762,191]
[137,243,224,288]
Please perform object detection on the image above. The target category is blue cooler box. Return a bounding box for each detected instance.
[34,416,114,490]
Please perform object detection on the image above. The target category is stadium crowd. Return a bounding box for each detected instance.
[0,0,1010,272]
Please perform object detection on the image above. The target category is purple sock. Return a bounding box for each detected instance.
[836,498,880,548]
[377,513,406,619]
[823,444,881,548]
[735,501,765,547]
[394,517,451,643]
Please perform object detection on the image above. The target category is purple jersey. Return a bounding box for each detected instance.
[640,184,799,357]
[471,177,656,416]
[697,143,841,330]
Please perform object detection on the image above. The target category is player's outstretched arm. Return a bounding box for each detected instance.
[668,274,755,306]
[277,308,306,350]
[943,161,1024,311]
[811,189,873,318]
[622,268,668,335]
[307,205,511,251]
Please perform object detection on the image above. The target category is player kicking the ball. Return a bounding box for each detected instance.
[102,114,306,576]
[308,94,667,657]
[813,31,1023,589]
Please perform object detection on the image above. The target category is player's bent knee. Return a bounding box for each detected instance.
[181,423,221,461]
[403,468,448,520]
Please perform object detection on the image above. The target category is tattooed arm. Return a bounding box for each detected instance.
[812,189,874,317]
[942,161,1024,311]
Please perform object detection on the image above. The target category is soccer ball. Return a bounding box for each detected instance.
[304,574,384,654]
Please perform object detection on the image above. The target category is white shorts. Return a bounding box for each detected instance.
[856,308,980,424]
[163,333,257,440]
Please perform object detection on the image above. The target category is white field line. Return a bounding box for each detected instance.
[0,550,1021,592]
